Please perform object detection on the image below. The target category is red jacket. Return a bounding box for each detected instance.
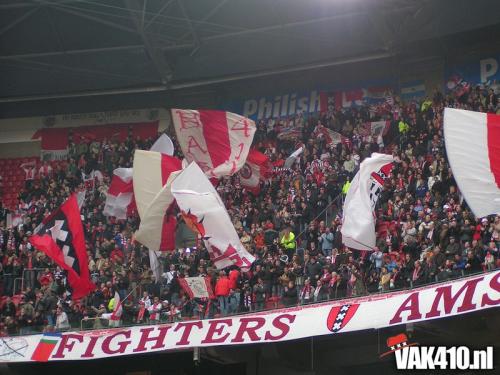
[228,270,240,290]
[215,276,230,297]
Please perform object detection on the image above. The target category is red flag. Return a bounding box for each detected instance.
[29,195,95,300]
[239,149,272,194]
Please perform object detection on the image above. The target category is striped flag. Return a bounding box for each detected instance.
[444,108,500,217]
[171,109,256,178]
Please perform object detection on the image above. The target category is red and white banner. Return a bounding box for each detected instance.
[239,149,272,194]
[178,277,215,299]
[2,271,498,363]
[444,108,500,217]
[172,162,255,271]
[103,168,134,220]
[171,109,256,178]
[342,153,394,250]
[133,150,182,252]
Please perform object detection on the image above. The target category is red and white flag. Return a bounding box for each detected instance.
[103,134,175,220]
[103,168,134,220]
[315,126,350,148]
[341,153,394,250]
[178,277,215,299]
[171,109,256,178]
[29,195,95,300]
[102,291,123,322]
[239,149,272,194]
[172,162,255,271]
[133,150,182,252]
[444,108,500,217]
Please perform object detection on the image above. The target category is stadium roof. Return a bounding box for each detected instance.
[1,0,500,105]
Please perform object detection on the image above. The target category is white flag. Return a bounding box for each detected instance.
[150,133,175,156]
[172,162,255,271]
[178,277,215,299]
[341,153,394,250]
[284,146,303,169]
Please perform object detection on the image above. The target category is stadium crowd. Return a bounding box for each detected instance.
[0,82,499,336]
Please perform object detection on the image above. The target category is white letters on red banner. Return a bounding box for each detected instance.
[171,109,256,178]
[2,271,498,363]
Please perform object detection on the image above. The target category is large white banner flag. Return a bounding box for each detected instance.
[172,162,255,271]
[444,108,500,217]
[341,153,394,250]
[171,109,256,178]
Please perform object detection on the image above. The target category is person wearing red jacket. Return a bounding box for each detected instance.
[215,271,230,316]
[228,269,240,290]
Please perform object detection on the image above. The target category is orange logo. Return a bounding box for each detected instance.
[181,210,207,238]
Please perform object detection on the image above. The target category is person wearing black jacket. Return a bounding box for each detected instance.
[464,250,482,274]
[305,256,322,286]
[282,281,298,307]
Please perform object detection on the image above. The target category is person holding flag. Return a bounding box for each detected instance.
[29,194,95,300]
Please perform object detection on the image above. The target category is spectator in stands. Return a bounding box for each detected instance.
[215,271,230,316]
[55,306,70,331]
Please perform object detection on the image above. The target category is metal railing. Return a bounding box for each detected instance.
[2,268,495,337]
